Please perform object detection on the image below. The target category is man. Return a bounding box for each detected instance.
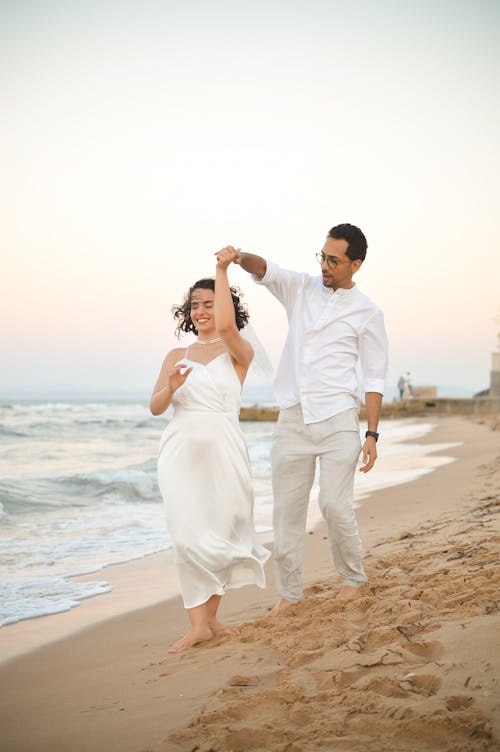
[235,223,388,610]
[398,374,406,400]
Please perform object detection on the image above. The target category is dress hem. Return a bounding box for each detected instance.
[182,579,267,610]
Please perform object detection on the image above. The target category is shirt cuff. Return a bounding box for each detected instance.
[364,379,385,395]
[252,259,279,285]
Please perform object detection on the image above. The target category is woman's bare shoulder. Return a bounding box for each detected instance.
[163,346,187,365]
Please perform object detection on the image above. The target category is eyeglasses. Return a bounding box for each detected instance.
[315,252,352,270]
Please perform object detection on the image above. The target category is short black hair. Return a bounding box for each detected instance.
[328,223,367,262]
[172,277,249,338]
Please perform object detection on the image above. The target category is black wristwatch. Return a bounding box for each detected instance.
[365,430,379,442]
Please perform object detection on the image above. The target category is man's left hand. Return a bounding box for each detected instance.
[359,436,377,473]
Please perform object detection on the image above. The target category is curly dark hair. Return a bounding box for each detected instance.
[172,277,249,338]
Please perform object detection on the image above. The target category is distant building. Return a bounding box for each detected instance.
[475,331,500,398]
[410,386,437,399]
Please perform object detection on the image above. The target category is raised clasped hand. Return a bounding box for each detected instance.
[215,245,241,269]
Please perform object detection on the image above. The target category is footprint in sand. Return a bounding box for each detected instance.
[349,674,410,698]
[446,694,474,711]
[398,672,442,696]
[287,650,324,668]
[227,674,261,687]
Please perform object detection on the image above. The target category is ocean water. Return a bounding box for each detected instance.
[0,391,459,627]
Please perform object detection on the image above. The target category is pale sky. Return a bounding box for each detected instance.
[1,0,499,398]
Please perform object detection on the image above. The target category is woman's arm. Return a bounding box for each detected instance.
[214,247,253,375]
[149,348,193,415]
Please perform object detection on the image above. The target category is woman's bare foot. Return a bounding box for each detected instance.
[208,619,239,636]
[168,627,213,654]
[338,584,360,600]
[269,597,295,615]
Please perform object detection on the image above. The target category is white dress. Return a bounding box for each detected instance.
[157,350,270,609]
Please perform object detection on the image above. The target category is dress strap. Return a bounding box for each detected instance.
[184,346,190,359]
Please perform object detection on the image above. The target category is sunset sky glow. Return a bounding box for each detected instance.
[1,0,499,398]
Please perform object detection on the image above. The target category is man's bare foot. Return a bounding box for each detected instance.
[269,597,295,615]
[208,619,239,636]
[168,627,213,654]
[338,584,360,601]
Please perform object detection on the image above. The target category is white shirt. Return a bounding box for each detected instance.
[254,260,388,424]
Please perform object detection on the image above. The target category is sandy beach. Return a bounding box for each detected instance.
[1,415,499,752]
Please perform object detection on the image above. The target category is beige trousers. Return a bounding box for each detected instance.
[270,405,366,602]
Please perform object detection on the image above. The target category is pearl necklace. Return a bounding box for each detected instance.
[196,336,224,345]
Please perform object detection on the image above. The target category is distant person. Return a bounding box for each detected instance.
[150,247,269,653]
[403,371,413,399]
[398,374,406,400]
[234,223,389,611]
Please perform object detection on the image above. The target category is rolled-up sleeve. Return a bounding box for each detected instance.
[252,259,308,315]
[251,259,279,286]
[359,309,388,395]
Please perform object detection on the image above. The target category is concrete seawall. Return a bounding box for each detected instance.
[239,397,500,422]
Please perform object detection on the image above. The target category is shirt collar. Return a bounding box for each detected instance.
[320,279,357,297]
[334,282,357,296]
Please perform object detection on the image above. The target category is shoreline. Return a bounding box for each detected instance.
[1,416,498,751]
[1,417,456,665]
[239,395,500,421]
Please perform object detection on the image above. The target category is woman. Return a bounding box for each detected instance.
[150,246,270,653]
